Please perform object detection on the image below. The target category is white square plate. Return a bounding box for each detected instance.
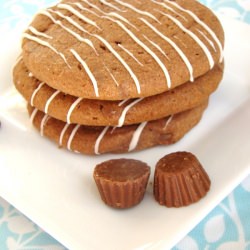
[0,16,250,250]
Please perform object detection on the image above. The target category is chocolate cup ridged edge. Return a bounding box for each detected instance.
[94,171,150,209]
[154,162,211,207]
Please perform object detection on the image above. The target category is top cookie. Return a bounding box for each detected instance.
[22,0,224,100]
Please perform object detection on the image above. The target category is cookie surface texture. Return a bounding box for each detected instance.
[27,101,208,155]
[21,0,224,100]
[13,59,223,126]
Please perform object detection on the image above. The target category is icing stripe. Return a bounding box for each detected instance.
[164,0,223,62]
[113,0,161,24]
[110,126,117,134]
[80,0,106,14]
[22,33,70,68]
[118,98,143,127]
[143,35,169,60]
[46,5,141,93]
[28,26,52,39]
[44,90,60,114]
[46,7,141,93]
[67,97,84,124]
[196,29,217,52]
[163,115,173,130]
[67,124,81,150]
[173,35,188,48]
[107,12,138,30]
[57,3,101,30]
[79,0,135,30]
[128,121,147,152]
[30,82,45,106]
[94,34,141,94]
[30,108,38,123]
[40,114,50,136]
[140,17,194,82]
[118,99,130,107]
[118,44,144,66]
[103,64,119,86]
[94,126,110,155]
[150,0,188,21]
[105,16,171,88]
[162,13,214,69]
[99,0,125,12]
[45,10,98,55]
[59,123,70,146]
[73,3,101,17]
[70,49,99,97]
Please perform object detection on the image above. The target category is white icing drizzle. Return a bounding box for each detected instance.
[30,108,39,123]
[81,0,106,15]
[107,12,138,30]
[103,64,119,86]
[150,0,188,21]
[196,28,217,52]
[40,114,50,136]
[67,97,84,124]
[22,33,70,68]
[28,26,52,39]
[173,35,188,48]
[105,16,171,88]
[47,1,170,92]
[118,44,144,66]
[118,99,130,107]
[28,72,34,78]
[73,2,101,17]
[76,3,135,35]
[67,124,81,150]
[45,7,141,94]
[94,126,110,155]
[59,123,70,146]
[70,49,99,97]
[44,90,60,114]
[113,0,161,24]
[110,126,117,134]
[140,17,194,82]
[118,98,144,127]
[161,12,214,69]
[128,121,147,152]
[163,0,223,62]
[30,82,45,106]
[80,0,138,31]
[163,115,173,130]
[94,33,141,94]
[44,10,98,55]
[143,35,169,60]
[57,3,101,30]
[99,0,125,12]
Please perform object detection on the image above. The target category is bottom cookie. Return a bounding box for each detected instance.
[27,101,208,155]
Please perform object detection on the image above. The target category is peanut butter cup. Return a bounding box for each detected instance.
[93,159,150,208]
[154,152,211,207]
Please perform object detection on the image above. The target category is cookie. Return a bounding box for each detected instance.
[14,58,223,126]
[21,0,224,100]
[27,100,208,154]
[154,151,211,207]
[93,158,150,208]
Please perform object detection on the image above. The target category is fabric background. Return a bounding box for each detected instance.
[0,0,249,249]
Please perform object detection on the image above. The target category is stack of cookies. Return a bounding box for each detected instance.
[13,0,224,155]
